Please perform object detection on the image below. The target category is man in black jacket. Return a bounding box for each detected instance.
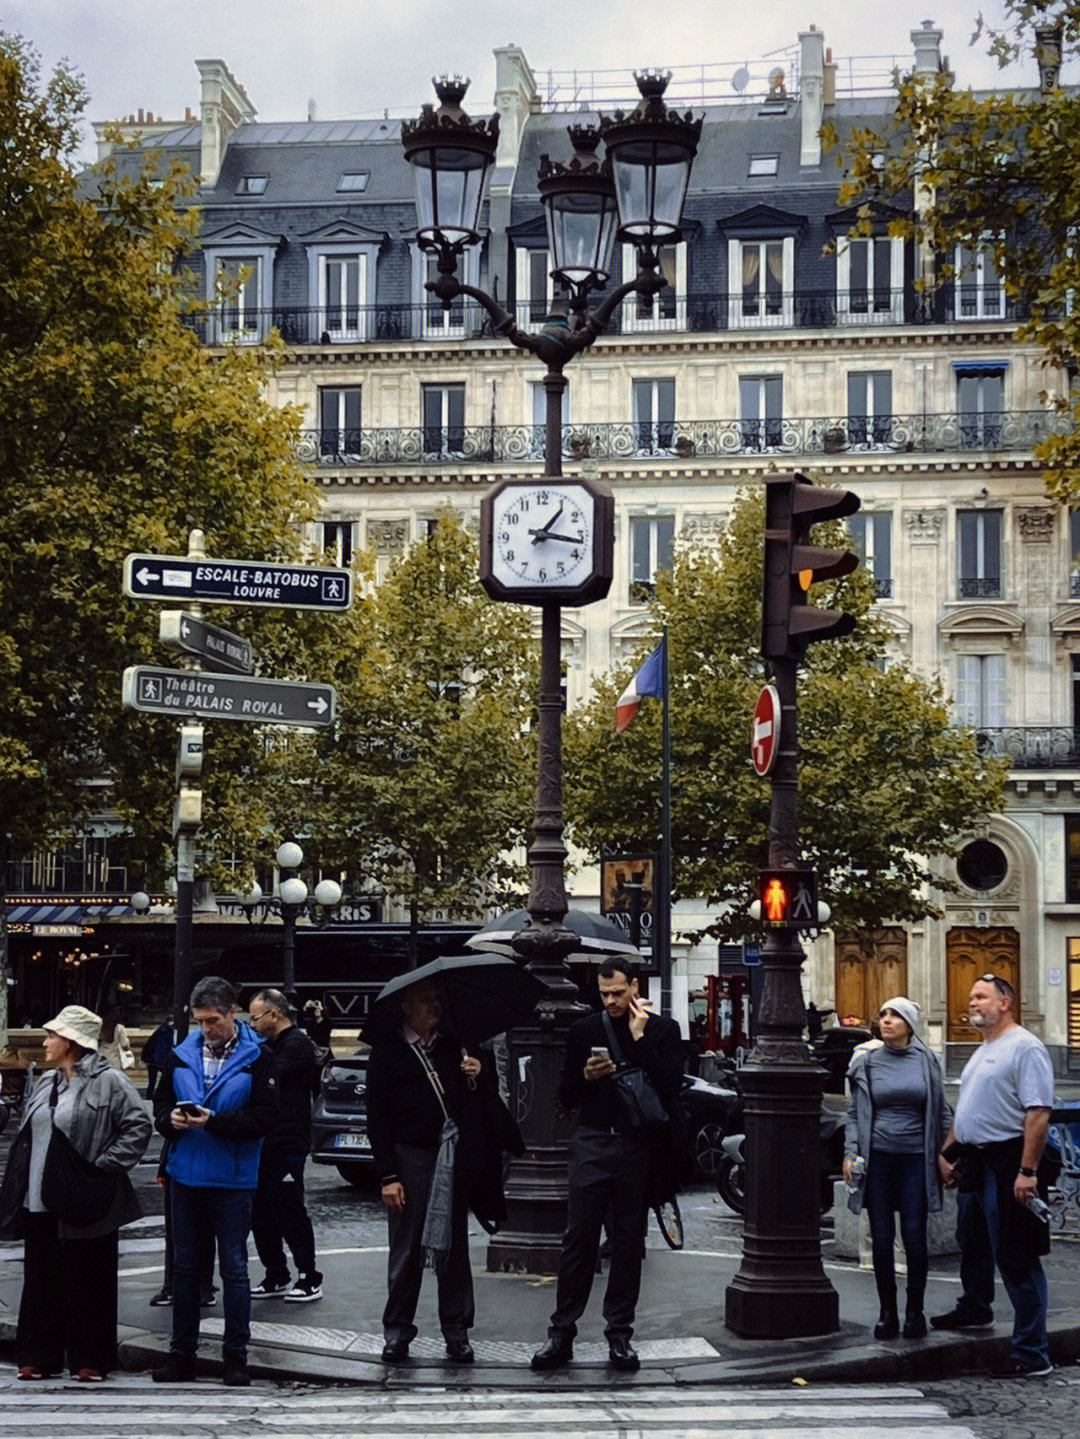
[248,990,322,1302]
[531,959,684,1373]
[366,979,482,1365]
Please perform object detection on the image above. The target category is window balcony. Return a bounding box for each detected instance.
[180,287,1032,348]
[975,727,1080,769]
[296,411,1062,468]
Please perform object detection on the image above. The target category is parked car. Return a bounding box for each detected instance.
[310,1049,742,1187]
[812,1027,873,1092]
[310,1051,372,1187]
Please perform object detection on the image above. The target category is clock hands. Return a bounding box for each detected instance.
[529,500,563,544]
[529,529,585,544]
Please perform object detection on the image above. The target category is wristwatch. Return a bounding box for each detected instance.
[1018,1166,1037,1177]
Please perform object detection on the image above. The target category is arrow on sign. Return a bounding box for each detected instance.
[137,566,159,586]
[307,697,329,715]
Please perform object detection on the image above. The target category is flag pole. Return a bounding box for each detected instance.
[658,627,672,1017]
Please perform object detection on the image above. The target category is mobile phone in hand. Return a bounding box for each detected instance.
[177,1101,204,1116]
[590,1047,610,1062]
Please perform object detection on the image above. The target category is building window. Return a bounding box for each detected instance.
[236,175,268,195]
[336,172,369,192]
[957,838,1009,892]
[957,366,1005,448]
[629,515,675,603]
[530,380,570,459]
[848,512,892,598]
[747,154,779,177]
[632,378,675,453]
[847,371,893,446]
[1067,819,1080,904]
[739,375,782,451]
[954,239,1005,319]
[321,520,356,567]
[516,247,554,327]
[414,247,478,339]
[213,256,262,342]
[318,253,367,343]
[1067,938,1080,1051]
[955,653,1006,728]
[1070,510,1080,597]
[836,236,904,323]
[422,383,465,457]
[622,242,686,332]
[728,236,794,328]
[957,509,1003,597]
[318,387,362,461]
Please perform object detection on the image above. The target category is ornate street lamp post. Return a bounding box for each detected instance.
[402,71,699,1272]
[273,841,342,1001]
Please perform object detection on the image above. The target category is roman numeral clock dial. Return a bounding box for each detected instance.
[480,477,615,607]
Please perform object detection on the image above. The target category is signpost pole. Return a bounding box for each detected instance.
[171,528,205,1040]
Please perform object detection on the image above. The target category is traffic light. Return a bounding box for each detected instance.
[761,473,860,660]
[753,869,818,927]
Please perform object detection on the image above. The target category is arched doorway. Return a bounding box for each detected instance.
[945,927,1020,1041]
[835,928,909,1028]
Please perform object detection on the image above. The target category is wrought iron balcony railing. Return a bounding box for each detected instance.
[181,286,1029,348]
[975,727,1080,769]
[297,411,1064,468]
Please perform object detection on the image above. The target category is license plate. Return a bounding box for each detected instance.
[334,1133,370,1150]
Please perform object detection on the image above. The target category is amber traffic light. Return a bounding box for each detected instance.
[761,473,860,660]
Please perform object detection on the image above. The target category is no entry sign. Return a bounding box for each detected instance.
[751,685,781,776]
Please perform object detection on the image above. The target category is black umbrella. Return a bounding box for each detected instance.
[361,953,549,1048]
[465,907,641,962]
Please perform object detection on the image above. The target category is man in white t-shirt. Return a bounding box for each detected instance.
[932,975,1054,1377]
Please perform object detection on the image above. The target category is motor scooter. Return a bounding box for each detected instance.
[717,1107,846,1217]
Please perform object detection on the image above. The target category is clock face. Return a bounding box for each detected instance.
[489,483,596,590]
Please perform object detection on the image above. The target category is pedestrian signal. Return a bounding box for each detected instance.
[755,869,818,927]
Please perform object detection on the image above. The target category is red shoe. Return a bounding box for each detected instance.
[17,1366,43,1381]
[75,1369,105,1382]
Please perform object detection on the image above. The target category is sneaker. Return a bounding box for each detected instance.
[929,1308,994,1331]
[75,1368,105,1382]
[988,1354,1053,1378]
[148,1288,172,1307]
[222,1357,251,1388]
[201,1287,218,1308]
[283,1274,322,1303]
[250,1274,292,1299]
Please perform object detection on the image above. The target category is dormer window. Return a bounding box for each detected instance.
[236,175,268,195]
[337,173,370,193]
[747,154,779,177]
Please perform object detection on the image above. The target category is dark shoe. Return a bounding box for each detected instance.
[930,1308,993,1331]
[445,1339,474,1364]
[148,1288,172,1307]
[607,1337,640,1372]
[874,1309,900,1340]
[200,1287,218,1308]
[531,1335,574,1370]
[17,1367,44,1381]
[250,1273,291,1299]
[283,1274,322,1303]
[75,1368,105,1382]
[988,1354,1053,1378]
[222,1357,250,1387]
[903,1310,928,1339]
[381,1340,410,1364]
[152,1354,197,1383]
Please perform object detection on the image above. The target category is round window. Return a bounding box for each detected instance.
[957,839,1008,892]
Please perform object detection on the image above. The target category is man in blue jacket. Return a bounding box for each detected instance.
[151,976,278,1387]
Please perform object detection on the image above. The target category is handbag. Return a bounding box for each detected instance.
[601,1012,670,1137]
[119,1048,135,1071]
[40,1075,119,1227]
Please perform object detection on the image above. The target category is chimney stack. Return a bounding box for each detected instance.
[799,26,825,168]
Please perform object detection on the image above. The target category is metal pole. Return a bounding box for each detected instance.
[282,902,296,996]
[657,629,672,1016]
[172,833,195,1039]
[724,652,839,1337]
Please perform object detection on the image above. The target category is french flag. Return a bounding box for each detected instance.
[615,641,666,733]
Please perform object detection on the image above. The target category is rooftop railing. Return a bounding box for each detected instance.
[975,728,1080,769]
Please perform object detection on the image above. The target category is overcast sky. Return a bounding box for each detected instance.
[2,0,1060,163]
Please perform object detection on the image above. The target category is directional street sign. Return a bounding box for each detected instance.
[160,612,254,674]
[122,666,336,727]
[123,554,352,611]
[751,685,781,776]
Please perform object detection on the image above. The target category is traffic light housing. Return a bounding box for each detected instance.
[755,869,818,927]
[761,473,860,660]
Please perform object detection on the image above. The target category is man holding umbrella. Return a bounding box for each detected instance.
[365,957,534,1365]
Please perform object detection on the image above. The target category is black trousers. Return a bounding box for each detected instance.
[17,1211,119,1375]
[251,1150,318,1280]
[383,1142,473,1343]
[160,1172,215,1296]
[549,1127,651,1343]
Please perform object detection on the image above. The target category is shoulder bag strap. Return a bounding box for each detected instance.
[411,1041,450,1121]
[48,1071,61,1122]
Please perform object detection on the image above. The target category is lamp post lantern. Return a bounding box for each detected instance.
[275,842,307,999]
[402,70,699,1273]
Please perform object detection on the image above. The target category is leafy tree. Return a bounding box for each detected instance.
[304,513,536,962]
[0,35,340,1034]
[822,0,1080,500]
[564,489,1006,941]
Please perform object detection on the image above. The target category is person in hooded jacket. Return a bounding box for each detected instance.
[844,995,950,1342]
[151,976,278,1387]
[0,1005,151,1381]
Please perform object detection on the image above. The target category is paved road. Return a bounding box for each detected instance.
[0,1376,982,1437]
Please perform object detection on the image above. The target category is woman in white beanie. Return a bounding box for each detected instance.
[843,997,950,1342]
[0,1005,151,1381]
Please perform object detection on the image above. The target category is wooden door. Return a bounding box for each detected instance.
[945,927,1020,1041]
[834,928,909,1027]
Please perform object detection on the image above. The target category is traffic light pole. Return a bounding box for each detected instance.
[725,652,839,1338]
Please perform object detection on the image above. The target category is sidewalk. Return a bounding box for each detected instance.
[3,1226,1078,1387]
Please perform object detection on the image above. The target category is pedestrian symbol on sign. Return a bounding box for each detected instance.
[321,577,346,603]
[139,677,162,703]
[793,883,814,921]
